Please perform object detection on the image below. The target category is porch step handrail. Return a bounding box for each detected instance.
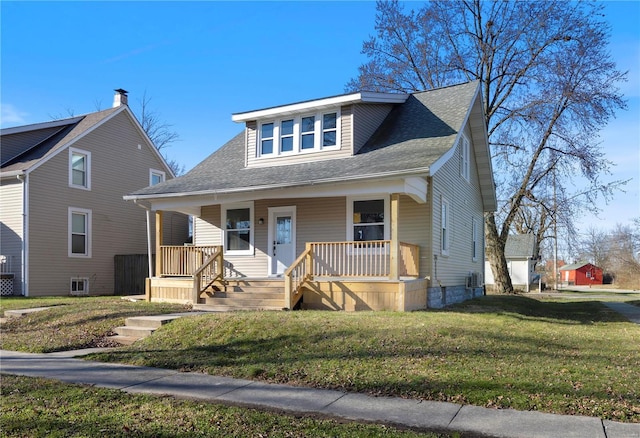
[284,244,313,310]
[192,246,224,303]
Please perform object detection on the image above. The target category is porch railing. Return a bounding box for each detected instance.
[283,240,420,309]
[158,245,220,277]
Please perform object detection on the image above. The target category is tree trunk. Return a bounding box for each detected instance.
[485,213,514,294]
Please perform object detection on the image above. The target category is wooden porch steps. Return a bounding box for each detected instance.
[198,279,285,311]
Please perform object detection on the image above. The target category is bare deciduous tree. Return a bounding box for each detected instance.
[349,0,627,293]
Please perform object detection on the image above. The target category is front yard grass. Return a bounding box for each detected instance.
[2,295,639,423]
[1,375,445,437]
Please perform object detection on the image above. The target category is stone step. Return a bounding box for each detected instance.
[108,334,140,345]
[113,325,156,338]
[124,314,188,329]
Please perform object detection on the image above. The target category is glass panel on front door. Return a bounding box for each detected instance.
[276,217,292,244]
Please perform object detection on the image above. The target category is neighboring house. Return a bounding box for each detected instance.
[485,234,539,292]
[125,81,497,311]
[559,262,603,286]
[0,90,188,297]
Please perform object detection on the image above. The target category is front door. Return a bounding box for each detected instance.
[268,207,296,276]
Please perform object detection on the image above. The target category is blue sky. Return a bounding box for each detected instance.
[2,1,638,233]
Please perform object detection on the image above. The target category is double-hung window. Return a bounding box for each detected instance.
[472,217,478,261]
[257,109,340,157]
[460,135,470,182]
[223,202,253,255]
[300,116,315,150]
[261,123,274,155]
[69,207,91,257]
[441,197,450,256]
[347,196,389,242]
[69,148,91,190]
[322,113,337,147]
[280,119,294,153]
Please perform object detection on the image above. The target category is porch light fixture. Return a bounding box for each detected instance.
[258,218,264,225]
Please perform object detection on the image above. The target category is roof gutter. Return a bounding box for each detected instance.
[123,167,431,202]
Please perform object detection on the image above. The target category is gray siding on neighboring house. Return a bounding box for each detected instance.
[245,105,356,169]
[27,111,184,296]
[430,124,485,287]
[0,179,24,294]
[352,103,394,154]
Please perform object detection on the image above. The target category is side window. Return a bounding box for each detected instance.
[69,207,91,257]
[472,217,478,261]
[150,169,165,186]
[260,123,274,155]
[69,148,91,190]
[441,197,450,256]
[322,112,337,147]
[460,135,470,182]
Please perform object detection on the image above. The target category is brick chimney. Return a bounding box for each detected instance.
[113,88,129,107]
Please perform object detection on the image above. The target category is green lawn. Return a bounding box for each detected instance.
[2,294,639,423]
[0,375,446,438]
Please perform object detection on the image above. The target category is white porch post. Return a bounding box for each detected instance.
[390,194,400,280]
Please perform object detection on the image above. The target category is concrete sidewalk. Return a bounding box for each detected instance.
[602,302,640,324]
[2,350,638,438]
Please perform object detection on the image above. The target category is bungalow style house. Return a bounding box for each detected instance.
[559,262,603,286]
[125,81,497,311]
[484,234,540,292]
[0,90,188,297]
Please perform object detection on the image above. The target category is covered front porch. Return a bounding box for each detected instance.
[146,191,427,311]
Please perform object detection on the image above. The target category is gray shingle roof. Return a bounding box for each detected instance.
[1,107,120,173]
[504,234,537,259]
[129,81,479,197]
[559,262,597,271]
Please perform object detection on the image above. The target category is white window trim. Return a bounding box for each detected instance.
[150,169,166,186]
[70,277,89,295]
[257,108,341,158]
[221,201,254,256]
[68,207,92,258]
[346,195,390,241]
[441,197,450,256]
[472,216,478,261]
[69,148,91,190]
[460,134,470,182]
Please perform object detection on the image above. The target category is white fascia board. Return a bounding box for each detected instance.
[0,170,26,180]
[231,92,409,123]
[143,174,428,214]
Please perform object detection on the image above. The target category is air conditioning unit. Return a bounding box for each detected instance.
[466,272,481,288]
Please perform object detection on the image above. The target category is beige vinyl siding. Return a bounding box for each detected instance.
[397,194,432,278]
[246,105,354,168]
[352,103,394,154]
[430,123,485,287]
[27,111,185,296]
[194,197,346,278]
[0,179,24,293]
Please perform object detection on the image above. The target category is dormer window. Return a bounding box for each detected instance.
[257,109,340,158]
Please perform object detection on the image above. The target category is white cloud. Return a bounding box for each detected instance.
[1,103,29,127]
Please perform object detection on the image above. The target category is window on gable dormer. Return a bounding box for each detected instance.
[323,113,337,147]
[257,110,340,158]
[261,123,274,155]
[280,119,294,153]
[300,116,315,150]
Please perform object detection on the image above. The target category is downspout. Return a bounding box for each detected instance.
[16,173,28,296]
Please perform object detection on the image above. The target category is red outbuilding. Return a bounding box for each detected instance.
[559,262,603,286]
